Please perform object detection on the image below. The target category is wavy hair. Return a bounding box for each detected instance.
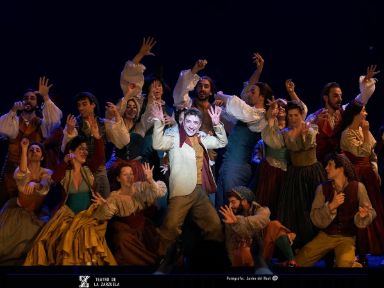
[324,152,357,181]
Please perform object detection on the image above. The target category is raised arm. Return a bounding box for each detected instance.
[120,37,156,98]
[240,53,264,100]
[132,163,167,205]
[19,138,29,174]
[87,116,105,173]
[285,79,299,101]
[152,103,174,151]
[202,106,228,149]
[216,92,267,132]
[39,76,63,137]
[132,37,156,65]
[357,65,380,104]
[105,102,130,149]
[173,59,206,110]
[61,114,78,152]
[262,98,286,149]
[285,79,308,118]
[0,101,23,139]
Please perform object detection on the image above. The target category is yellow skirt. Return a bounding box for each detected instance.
[24,204,116,265]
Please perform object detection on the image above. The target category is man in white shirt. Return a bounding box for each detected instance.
[0,77,62,206]
[152,105,228,257]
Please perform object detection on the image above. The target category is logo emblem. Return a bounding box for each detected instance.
[79,275,90,288]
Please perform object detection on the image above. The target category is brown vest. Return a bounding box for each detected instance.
[8,117,44,163]
[189,136,204,184]
[322,180,359,236]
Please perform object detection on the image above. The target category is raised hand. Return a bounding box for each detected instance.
[66,114,77,134]
[213,99,225,106]
[138,37,157,57]
[105,102,119,119]
[91,191,107,206]
[160,164,169,175]
[88,116,101,139]
[219,205,238,224]
[208,105,222,126]
[151,102,164,121]
[253,53,264,70]
[285,79,295,94]
[266,95,277,109]
[142,162,154,182]
[12,101,24,112]
[38,76,53,100]
[364,65,380,81]
[20,137,30,151]
[361,120,370,132]
[214,91,225,101]
[266,96,278,120]
[64,153,76,164]
[191,59,208,74]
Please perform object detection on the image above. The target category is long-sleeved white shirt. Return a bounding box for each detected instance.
[0,99,62,139]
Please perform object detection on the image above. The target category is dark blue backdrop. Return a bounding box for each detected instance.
[1,0,383,154]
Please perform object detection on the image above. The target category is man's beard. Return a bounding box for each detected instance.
[329,102,341,110]
[196,92,210,101]
[232,204,245,215]
[22,106,38,114]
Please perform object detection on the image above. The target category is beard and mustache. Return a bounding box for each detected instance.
[329,101,342,110]
[197,92,211,101]
[231,203,245,215]
[22,102,40,113]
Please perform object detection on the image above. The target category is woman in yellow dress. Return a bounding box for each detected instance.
[24,116,116,265]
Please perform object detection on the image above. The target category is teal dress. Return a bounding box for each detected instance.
[66,180,91,214]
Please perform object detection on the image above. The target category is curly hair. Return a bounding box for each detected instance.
[64,135,87,155]
[28,141,47,167]
[324,152,357,181]
[107,159,145,191]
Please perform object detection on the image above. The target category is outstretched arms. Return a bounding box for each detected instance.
[132,37,157,65]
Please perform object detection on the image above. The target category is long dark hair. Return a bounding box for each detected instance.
[194,76,216,102]
[339,99,364,133]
